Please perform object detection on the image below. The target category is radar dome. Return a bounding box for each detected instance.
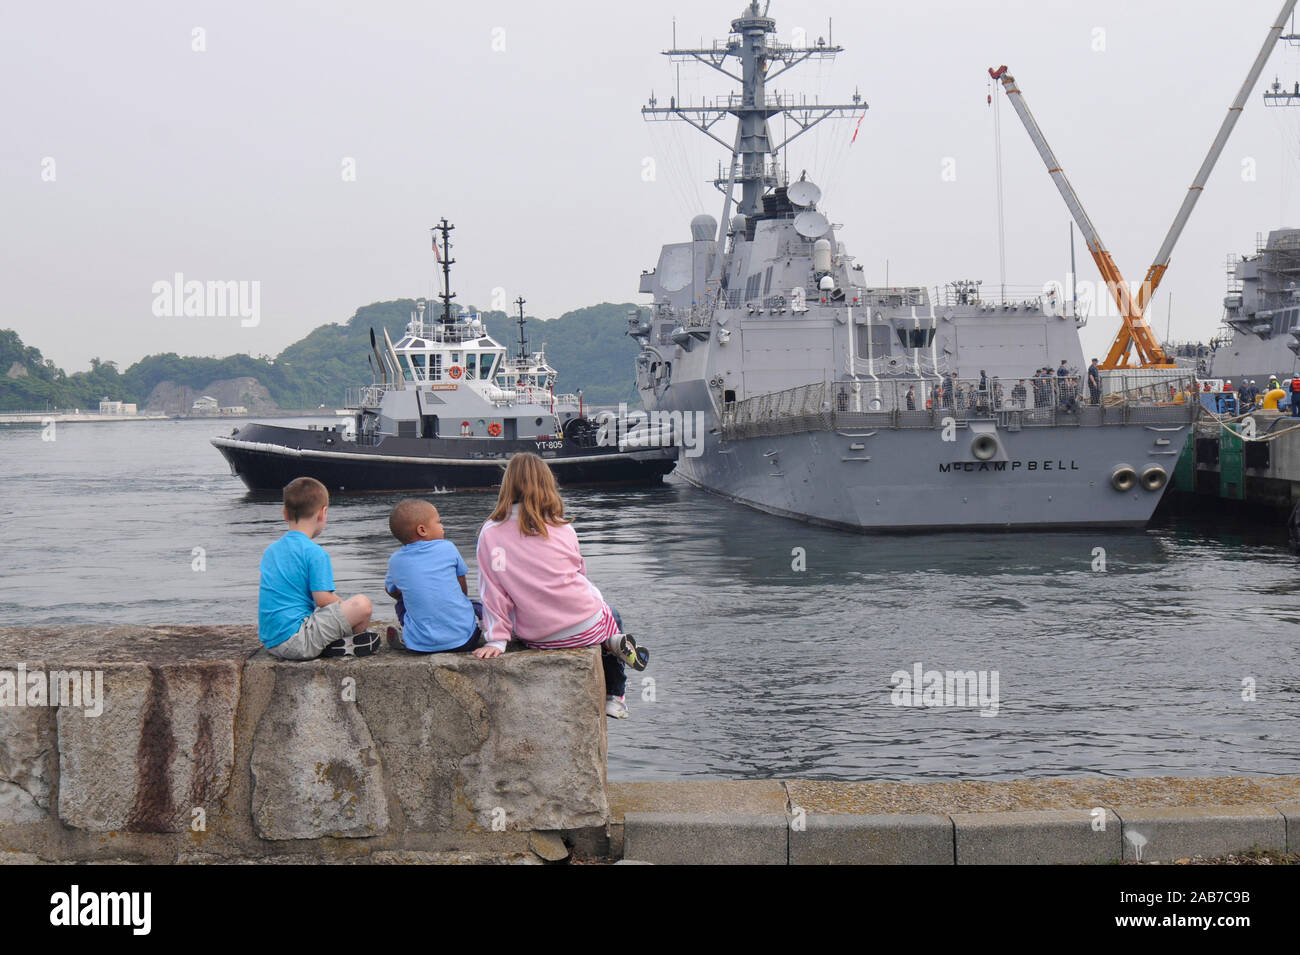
[690,214,717,241]
[731,214,747,234]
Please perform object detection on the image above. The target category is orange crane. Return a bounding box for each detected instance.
[989,0,1297,369]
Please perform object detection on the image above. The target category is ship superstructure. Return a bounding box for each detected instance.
[1208,231,1300,386]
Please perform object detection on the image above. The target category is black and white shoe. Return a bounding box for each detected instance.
[321,631,381,658]
[605,633,649,671]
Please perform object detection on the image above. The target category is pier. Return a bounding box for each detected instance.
[1170,407,1300,513]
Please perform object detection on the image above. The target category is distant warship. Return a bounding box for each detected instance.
[214,220,676,492]
[1207,229,1300,386]
[629,2,1195,531]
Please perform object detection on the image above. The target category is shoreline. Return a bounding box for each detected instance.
[0,411,341,426]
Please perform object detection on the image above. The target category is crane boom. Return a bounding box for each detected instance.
[989,0,1297,369]
[1137,0,1299,317]
[989,65,1146,363]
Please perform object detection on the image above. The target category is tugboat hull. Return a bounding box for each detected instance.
[212,423,677,492]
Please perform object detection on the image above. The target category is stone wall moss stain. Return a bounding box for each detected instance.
[186,666,223,808]
[124,665,177,832]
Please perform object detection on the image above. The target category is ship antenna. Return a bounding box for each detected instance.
[432,217,456,326]
[515,296,529,359]
[642,3,865,294]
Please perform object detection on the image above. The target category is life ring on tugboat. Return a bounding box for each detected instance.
[448,365,464,380]
[487,422,502,437]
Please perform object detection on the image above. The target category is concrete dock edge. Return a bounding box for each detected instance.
[790,813,954,865]
[952,809,1120,865]
[622,811,789,865]
[608,779,1300,865]
[1114,805,1287,863]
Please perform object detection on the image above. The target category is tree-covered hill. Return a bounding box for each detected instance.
[0,300,644,412]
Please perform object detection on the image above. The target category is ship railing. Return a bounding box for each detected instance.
[654,302,716,326]
[403,318,485,343]
[929,283,1061,311]
[344,384,386,409]
[721,374,1198,438]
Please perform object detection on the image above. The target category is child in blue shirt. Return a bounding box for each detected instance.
[259,477,376,659]
[384,499,481,653]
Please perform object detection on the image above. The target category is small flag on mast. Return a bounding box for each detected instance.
[850,112,865,144]
[433,236,441,261]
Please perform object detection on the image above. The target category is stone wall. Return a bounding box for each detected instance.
[0,626,608,863]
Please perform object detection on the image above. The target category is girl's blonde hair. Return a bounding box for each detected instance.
[488,452,570,537]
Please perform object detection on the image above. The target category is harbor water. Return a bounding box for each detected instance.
[1,418,1297,782]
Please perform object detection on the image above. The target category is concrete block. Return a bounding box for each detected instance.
[0,704,57,825]
[623,811,788,865]
[1116,805,1286,862]
[791,813,953,865]
[1277,804,1300,853]
[57,660,242,832]
[954,809,1121,865]
[0,626,252,834]
[250,664,389,840]
[351,647,608,833]
[608,780,789,859]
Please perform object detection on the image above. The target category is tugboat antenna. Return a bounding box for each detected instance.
[515,296,529,359]
[432,218,456,326]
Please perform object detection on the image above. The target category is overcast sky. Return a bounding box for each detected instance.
[6,0,1300,371]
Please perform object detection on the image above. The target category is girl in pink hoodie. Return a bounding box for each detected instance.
[473,453,648,719]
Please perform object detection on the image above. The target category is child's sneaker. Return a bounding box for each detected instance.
[321,631,380,658]
[605,695,629,719]
[604,633,649,671]
[385,625,405,651]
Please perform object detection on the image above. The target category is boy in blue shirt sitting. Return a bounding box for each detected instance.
[259,476,377,659]
[384,499,482,653]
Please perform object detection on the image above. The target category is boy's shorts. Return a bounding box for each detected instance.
[267,603,353,660]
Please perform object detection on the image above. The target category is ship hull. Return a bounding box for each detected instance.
[212,423,677,492]
[671,409,1191,532]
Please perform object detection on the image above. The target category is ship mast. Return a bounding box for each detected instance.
[642,1,865,221]
[514,296,529,359]
[432,218,456,326]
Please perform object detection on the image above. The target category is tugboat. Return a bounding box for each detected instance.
[213,220,677,492]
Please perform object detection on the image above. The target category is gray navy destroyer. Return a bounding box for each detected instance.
[629,2,1196,531]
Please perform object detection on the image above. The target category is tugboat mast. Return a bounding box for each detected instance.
[642,0,865,219]
[514,296,529,359]
[432,218,456,326]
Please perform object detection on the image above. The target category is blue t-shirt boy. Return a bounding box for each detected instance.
[385,539,477,651]
[259,530,335,648]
